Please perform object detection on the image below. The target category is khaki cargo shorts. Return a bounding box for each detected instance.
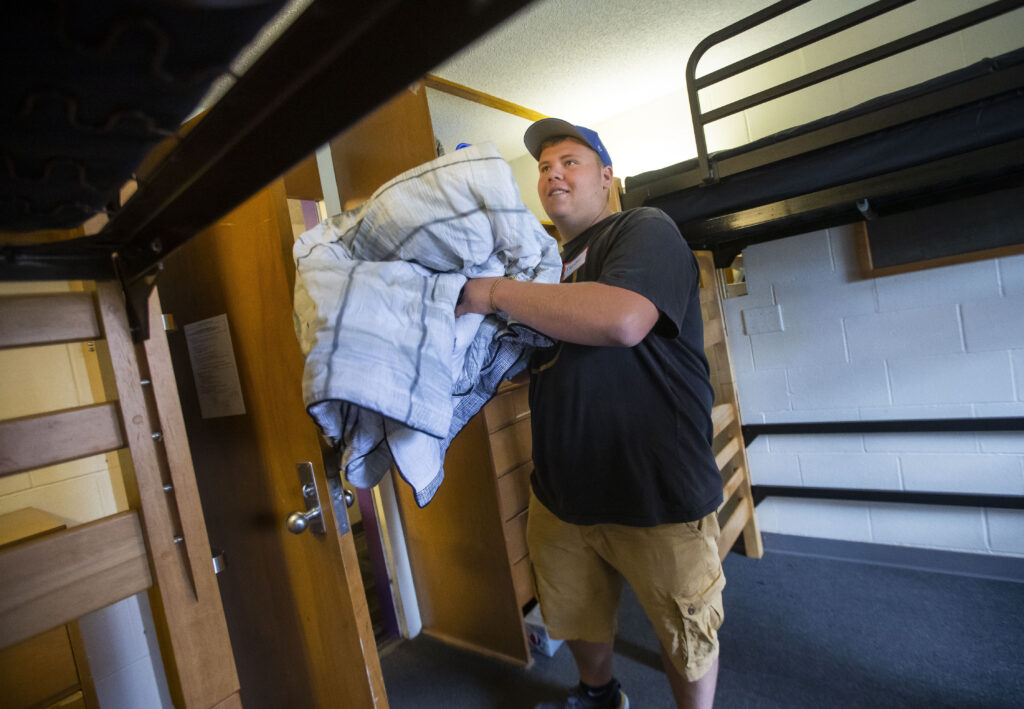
[527,493,725,682]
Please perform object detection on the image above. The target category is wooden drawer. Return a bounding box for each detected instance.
[510,555,533,609]
[503,508,528,563]
[489,418,532,475]
[496,462,532,522]
[484,384,530,432]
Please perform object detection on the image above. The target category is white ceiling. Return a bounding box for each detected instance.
[222,0,1008,175]
[434,0,770,124]
[211,0,780,164]
[427,0,776,162]
[209,0,814,175]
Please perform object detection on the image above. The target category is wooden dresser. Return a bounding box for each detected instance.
[482,377,534,612]
[0,508,98,709]
[396,374,536,666]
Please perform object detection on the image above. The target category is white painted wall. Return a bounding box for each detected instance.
[725,228,1024,557]
[78,593,174,709]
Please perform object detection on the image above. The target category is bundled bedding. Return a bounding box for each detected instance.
[293,142,560,506]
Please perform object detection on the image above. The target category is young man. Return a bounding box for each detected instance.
[455,118,724,709]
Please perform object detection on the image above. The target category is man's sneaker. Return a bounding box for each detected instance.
[534,680,630,709]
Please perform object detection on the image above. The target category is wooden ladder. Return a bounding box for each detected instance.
[696,252,764,560]
[0,283,241,708]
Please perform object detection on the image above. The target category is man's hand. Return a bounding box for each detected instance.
[455,276,502,317]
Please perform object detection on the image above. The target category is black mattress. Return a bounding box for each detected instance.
[623,47,1024,255]
[0,0,287,233]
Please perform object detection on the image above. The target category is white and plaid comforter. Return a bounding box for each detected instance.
[293,143,559,506]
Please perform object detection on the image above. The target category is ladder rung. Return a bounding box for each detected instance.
[703,319,724,348]
[711,403,736,437]
[0,293,100,349]
[722,463,745,503]
[714,436,741,472]
[0,511,151,649]
[0,403,124,477]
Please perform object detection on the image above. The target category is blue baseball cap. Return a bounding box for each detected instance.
[524,118,612,167]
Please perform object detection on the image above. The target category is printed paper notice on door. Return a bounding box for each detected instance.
[183,313,246,418]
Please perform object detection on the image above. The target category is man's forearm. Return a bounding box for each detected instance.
[460,277,657,347]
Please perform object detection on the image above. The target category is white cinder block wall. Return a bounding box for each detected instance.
[725,228,1024,558]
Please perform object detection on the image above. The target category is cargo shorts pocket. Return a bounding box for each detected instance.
[668,566,726,682]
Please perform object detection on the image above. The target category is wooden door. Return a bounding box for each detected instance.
[155,179,387,709]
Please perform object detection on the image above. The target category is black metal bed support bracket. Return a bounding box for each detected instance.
[113,253,162,344]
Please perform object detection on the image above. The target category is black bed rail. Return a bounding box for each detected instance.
[751,485,1024,510]
[686,0,1024,185]
[745,417,1024,510]
[691,137,1024,268]
[743,417,1024,446]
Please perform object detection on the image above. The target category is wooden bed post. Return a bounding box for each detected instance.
[695,252,764,560]
[95,282,241,708]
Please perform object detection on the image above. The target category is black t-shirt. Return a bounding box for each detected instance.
[529,207,722,526]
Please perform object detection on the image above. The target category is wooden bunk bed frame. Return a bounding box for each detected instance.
[0,284,241,708]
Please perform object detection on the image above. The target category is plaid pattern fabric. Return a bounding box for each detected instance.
[293,143,559,506]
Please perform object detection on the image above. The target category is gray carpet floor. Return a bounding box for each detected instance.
[379,550,1024,708]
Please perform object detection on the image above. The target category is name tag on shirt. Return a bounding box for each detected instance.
[562,247,588,281]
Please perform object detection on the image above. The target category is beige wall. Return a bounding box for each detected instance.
[0,281,127,523]
[508,152,547,224]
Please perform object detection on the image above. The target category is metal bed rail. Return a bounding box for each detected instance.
[744,418,1024,511]
[751,485,1024,510]
[685,0,1024,185]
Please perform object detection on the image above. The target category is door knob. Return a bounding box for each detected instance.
[285,463,327,535]
[344,489,355,508]
[286,507,322,534]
